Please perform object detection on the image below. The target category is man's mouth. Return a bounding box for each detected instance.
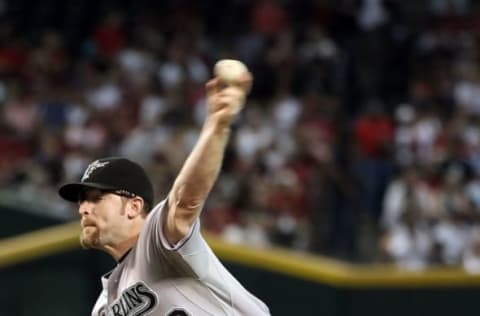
[81,220,96,228]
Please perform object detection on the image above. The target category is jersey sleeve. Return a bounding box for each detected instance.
[140,199,210,277]
[144,200,198,249]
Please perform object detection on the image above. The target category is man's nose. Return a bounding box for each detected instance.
[78,201,94,216]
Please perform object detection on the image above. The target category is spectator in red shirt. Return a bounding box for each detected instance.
[93,12,125,59]
[354,100,395,221]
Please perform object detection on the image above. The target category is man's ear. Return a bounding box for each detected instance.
[127,197,144,219]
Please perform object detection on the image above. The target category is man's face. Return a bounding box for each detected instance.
[78,189,129,249]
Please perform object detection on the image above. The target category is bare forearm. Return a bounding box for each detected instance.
[172,117,230,210]
[166,117,231,241]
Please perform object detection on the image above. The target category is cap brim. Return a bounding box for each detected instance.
[58,182,118,203]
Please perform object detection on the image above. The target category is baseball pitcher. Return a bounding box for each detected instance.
[58,62,271,316]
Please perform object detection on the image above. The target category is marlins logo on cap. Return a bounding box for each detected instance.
[82,160,110,182]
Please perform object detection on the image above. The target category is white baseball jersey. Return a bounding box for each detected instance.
[92,200,271,316]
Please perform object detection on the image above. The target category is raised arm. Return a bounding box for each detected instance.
[164,65,253,245]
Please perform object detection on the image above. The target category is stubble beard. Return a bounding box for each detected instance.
[80,227,100,249]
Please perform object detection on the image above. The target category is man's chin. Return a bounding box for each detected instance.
[80,230,100,249]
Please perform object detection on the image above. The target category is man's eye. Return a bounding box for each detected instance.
[88,195,103,202]
[78,191,104,203]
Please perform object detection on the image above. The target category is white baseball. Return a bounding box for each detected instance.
[214,59,248,84]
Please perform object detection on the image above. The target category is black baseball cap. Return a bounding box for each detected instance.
[59,157,154,207]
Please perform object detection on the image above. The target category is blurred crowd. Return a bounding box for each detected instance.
[2,0,480,271]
